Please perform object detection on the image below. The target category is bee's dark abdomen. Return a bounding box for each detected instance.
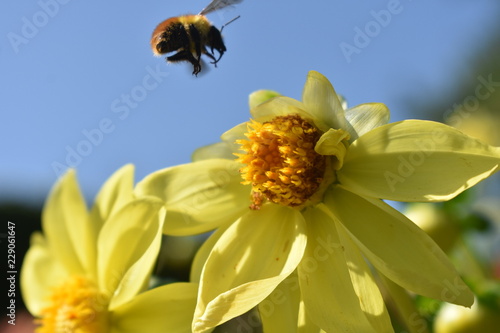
[155,22,190,54]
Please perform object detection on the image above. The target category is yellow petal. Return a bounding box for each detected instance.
[344,103,390,141]
[111,207,166,310]
[334,210,394,333]
[193,204,307,332]
[42,169,92,275]
[259,272,301,333]
[21,232,69,316]
[298,299,322,333]
[301,71,346,132]
[325,186,474,306]
[97,197,163,303]
[248,89,281,109]
[378,274,430,333]
[315,128,350,170]
[338,120,500,202]
[297,206,376,332]
[90,164,135,230]
[250,96,311,123]
[191,142,235,162]
[221,122,248,146]
[190,222,232,283]
[111,283,197,333]
[338,94,348,110]
[135,159,250,236]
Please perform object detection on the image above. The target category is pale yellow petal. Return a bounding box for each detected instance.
[190,222,232,283]
[338,120,500,202]
[191,142,235,161]
[301,71,346,132]
[259,272,301,333]
[338,94,348,110]
[298,299,322,333]
[248,89,281,109]
[90,164,134,230]
[135,159,250,236]
[333,210,394,333]
[344,103,390,141]
[42,169,91,275]
[21,232,69,315]
[97,197,163,300]
[315,129,350,170]
[221,122,248,147]
[193,204,307,332]
[111,283,197,333]
[325,186,474,306]
[297,206,376,332]
[378,274,430,333]
[111,207,166,310]
[250,96,311,123]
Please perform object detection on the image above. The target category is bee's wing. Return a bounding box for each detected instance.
[198,0,243,15]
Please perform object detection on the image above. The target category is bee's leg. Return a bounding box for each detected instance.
[202,46,218,67]
[167,50,202,76]
[188,24,202,65]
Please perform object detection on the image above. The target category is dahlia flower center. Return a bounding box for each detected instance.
[236,114,327,208]
[36,276,109,333]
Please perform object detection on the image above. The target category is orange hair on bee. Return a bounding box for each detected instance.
[151,17,181,56]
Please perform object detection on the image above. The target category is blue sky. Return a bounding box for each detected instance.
[1,0,499,204]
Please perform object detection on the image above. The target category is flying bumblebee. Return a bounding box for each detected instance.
[151,0,242,76]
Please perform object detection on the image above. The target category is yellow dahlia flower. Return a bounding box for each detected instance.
[21,165,197,333]
[136,71,500,332]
